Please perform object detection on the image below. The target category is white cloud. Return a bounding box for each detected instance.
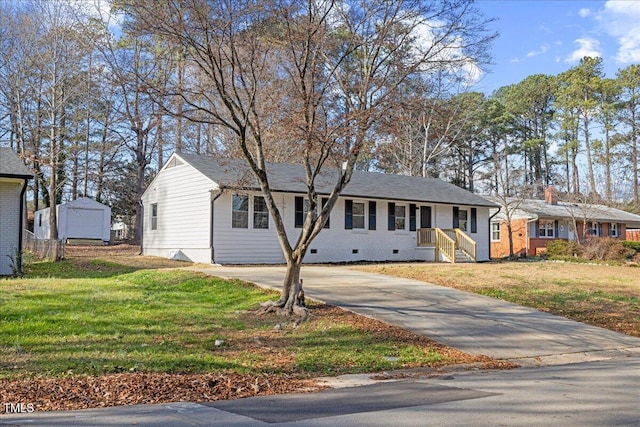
[598,1,640,63]
[579,8,592,18]
[564,38,602,63]
[526,44,549,58]
[539,24,552,34]
[410,20,484,86]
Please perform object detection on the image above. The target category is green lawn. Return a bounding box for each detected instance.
[0,258,466,380]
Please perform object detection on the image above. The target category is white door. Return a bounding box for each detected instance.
[567,222,575,241]
[66,208,104,239]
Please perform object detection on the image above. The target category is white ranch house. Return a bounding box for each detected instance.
[142,153,498,264]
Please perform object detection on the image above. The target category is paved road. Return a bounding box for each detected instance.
[2,359,638,426]
[2,264,639,426]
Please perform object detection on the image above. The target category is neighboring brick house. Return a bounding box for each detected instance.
[488,188,640,258]
[0,147,32,275]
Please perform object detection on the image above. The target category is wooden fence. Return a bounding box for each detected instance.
[627,229,640,241]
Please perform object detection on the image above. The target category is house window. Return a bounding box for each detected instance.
[232,195,249,228]
[253,196,269,229]
[395,205,406,230]
[352,202,365,229]
[589,222,600,236]
[539,219,555,238]
[38,213,42,227]
[295,196,311,228]
[321,197,330,229]
[491,222,501,241]
[345,200,365,230]
[610,223,619,237]
[458,209,468,232]
[150,203,158,230]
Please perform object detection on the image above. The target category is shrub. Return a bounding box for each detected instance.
[622,240,640,255]
[546,239,582,259]
[581,237,631,262]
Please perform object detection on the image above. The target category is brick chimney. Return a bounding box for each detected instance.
[544,186,558,205]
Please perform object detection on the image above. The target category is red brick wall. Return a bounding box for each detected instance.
[491,218,528,258]
[627,229,640,241]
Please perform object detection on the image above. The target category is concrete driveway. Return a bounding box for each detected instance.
[194,264,640,364]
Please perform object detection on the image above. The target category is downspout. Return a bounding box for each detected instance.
[17,178,29,274]
[209,187,224,264]
[488,206,501,261]
[138,200,144,255]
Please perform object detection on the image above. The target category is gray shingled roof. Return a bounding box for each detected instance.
[0,147,32,178]
[176,153,497,207]
[487,196,640,227]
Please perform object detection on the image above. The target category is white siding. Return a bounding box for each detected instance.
[33,207,51,240]
[212,193,492,264]
[142,161,215,263]
[33,198,111,242]
[212,192,285,264]
[303,198,417,263]
[0,180,23,275]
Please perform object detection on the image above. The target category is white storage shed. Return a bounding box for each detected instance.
[34,197,112,243]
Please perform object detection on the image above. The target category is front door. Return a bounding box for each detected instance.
[420,206,432,228]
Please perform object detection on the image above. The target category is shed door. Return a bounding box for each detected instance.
[66,208,104,239]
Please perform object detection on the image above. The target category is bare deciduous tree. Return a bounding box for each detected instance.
[121,0,494,317]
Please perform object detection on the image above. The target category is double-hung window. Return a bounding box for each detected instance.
[232,195,249,228]
[458,210,468,231]
[151,203,158,230]
[345,200,365,230]
[295,197,311,228]
[394,205,406,230]
[352,202,365,229]
[253,196,269,229]
[491,222,501,241]
[610,223,618,237]
[539,219,555,238]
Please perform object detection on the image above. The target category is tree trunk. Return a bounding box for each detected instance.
[134,133,147,244]
[604,126,612,202]
[632,108,639,206]
[583,115,597,195]
[282,258,302,311]
[507,220,514,258]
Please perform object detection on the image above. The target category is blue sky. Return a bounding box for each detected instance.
[473,0,640,95]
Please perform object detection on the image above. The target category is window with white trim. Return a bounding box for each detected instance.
[589,221,599,236]
[352,202,365,229]
[232,195,249,228]
[458,209,468,232]
[491,222,501,241]
[253,196,269,229]
[150,203,158,230]
[610,223,618,237]
[395,205,406,230]
[539,219,554,237]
